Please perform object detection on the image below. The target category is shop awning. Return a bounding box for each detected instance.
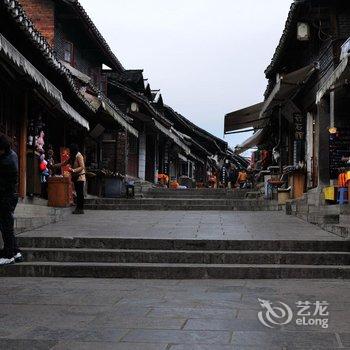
[0,33,90,130]
[234,129,266,155]
[153,119,191,154]
[224,102,264,133]
[100,100,139,138]
[260,64,317,117]
[316,54,350,103]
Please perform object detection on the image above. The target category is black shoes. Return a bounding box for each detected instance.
[14,252,24,263]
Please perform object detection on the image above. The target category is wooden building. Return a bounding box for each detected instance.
[1,0,230,201]
[0,0,93,199]
[225,0,350,205]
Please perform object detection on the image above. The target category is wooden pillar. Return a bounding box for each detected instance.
[278,105,282,173]
[316,98,330,188]
[19,91,28,199]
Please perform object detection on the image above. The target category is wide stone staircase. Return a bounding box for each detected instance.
[1,236,349,279]
[85,188,281,211]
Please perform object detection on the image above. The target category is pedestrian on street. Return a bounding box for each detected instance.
[0,135,23,266]
[228,164,238,189]
[68,144,86,215]
[236,168,248,189]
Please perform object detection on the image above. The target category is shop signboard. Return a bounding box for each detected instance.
[293,113,305,140]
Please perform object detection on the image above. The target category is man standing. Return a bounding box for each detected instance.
[0,135,23,265]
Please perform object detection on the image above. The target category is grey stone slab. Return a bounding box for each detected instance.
[0,339,57,350]
[19,210,342,241]
[231,331,339,348]
[169,345,283,350]
[51,341,168,350]
[148,307,237,319]
[16,326,129,342]
[91,315,186,330]
[339,333,350,347]
[0,304,104,330]
[121,329,232,345]
[184,318,268,331]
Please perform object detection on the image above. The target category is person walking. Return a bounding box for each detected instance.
[228,164,238,189]
[0,135,23,266]
[68,144,86,214]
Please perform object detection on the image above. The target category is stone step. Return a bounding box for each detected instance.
[13,205,72,233]
[144,189,251,199]
[85,198,271,204]
[17,237,350,252]
[339,215,350,226]
[321,224,350,240]
[84,204,280,211]
[1,262,349,279]
[84,198,280,211]
[14,216,53,234]
[21,248,350,265]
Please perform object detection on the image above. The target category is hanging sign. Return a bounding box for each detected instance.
[293,113,305,140]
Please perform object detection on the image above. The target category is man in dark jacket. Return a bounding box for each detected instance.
[0,135,22,266]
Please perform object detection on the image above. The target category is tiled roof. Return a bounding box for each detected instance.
[62,0,124,72]
[1,0,96,112]
[164,105,228,153]
[109,79,173,128]
[264,1,301,78]
[117,69,144,86]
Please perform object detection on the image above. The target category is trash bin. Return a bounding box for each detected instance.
[104,178,124,198]
[47,176,72,207]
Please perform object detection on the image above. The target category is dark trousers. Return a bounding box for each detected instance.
[0,195,19,258]
[74,181,85,210]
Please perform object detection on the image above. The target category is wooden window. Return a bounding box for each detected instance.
[90,67,101,89]
[128,134,138,155]
[64,41,74,64]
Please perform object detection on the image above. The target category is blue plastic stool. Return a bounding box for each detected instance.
[337,188,349,205]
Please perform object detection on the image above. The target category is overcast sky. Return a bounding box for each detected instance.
[80,0,292,149]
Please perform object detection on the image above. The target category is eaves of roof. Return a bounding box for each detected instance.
[164,104,228,153]
[2,0,96,113]
[85,81,133,123]
[265,1,305,78]
[61,0,124,72]
[109,79,173,128]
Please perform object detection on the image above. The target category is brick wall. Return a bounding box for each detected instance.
[20,0,55,46]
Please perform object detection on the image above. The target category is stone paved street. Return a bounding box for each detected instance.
[0,278,349,349]
[19,210,342,241]
[0,210,349,348]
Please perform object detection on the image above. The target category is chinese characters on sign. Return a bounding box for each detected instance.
[293,113,305,140]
